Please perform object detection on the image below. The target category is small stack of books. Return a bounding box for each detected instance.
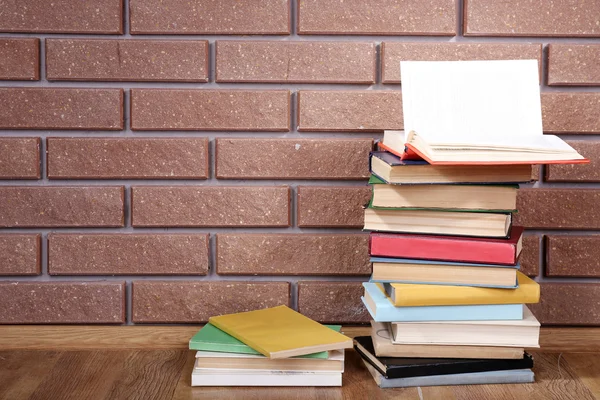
[356,59,587,389]
[189,305,353,387]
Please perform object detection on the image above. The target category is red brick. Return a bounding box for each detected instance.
[131,89,290,131]
[548,44,600,86]
[132,186,290,227]
[529,284,600,326]
[464,0,600,37]
[217,234,371,276]
[546,141,600,182]
[0,0,122,34]
[132,281,290,323]
[49,234,209,275]
[298,91,403,132]
[546,236,600,277]
[130,0,290,34]
[0,187,124,228]
[47,138,208,180]
[298,281,370,323]
[216,41,375,84]
[297,186,370,228]
[542,93,600,133]
[0,282,125,324]
[298,0,456,35]
[515,189,600,230]
[382,43,542,84]
[0,138,40,179]
[519,235,540,277]
[0,88,123,130]
[216,138,372,180]
[46,39,208,82]
[0,234,40,276]
[0,38,39,80]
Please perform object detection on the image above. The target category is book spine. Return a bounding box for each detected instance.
[370,235,517,265]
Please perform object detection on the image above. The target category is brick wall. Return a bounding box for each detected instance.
[0,0,599,325]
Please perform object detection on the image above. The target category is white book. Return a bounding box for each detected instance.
[191,368,342,387]
[391,306,540,347]
[393,60,586,164]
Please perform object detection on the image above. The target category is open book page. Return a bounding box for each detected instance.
[401,60,543,146]
[421,133,578,153]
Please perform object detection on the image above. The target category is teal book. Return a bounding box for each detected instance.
[362,282,523,322]
[189,323,342,359]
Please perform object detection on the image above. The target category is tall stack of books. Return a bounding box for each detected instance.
[188,305,352,387]
[357,144,541,388]
[356,59,588,389]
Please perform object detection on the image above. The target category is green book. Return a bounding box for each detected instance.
[189,323,342,359]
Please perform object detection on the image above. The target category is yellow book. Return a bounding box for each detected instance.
[386,271,539,307]
[208,305,353,359]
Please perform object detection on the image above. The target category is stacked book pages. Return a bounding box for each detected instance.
[189,305,353,387]
[357,59,587,389]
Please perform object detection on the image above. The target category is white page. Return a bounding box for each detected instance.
[401,60,543,145]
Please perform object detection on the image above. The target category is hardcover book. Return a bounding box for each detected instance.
[390,306,541,348]
[362,360,534,388]
[371,257,520,288]
[399,60,587,165]
[369,151,533,184]
[355,336,534,379]
[370,321,524,359]
[369,226,524,264]
[379,271,539,307]
[208,305,353,359]
[369,179,517,212]
[363,207,512,238]
[362,282,524,322]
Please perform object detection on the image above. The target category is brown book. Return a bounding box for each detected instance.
[371,321,524,360]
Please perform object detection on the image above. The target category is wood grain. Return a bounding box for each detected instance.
[1,326,599,352]
[0,349,599,399]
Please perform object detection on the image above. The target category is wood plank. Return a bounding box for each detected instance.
[28,350,130,400]
[562,353,600,397]
[105,350,188,400]
[0,351,61,399]
[1,326,600,352]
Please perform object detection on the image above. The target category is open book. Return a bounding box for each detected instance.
[392,60,587,165]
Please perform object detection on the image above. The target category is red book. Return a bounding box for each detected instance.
[369,226,524,265]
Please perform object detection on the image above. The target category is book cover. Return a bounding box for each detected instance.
[208,305,353,359]
[189,322,342,358]
[362,282,523,322]
[355,335,533,379]
[362,360,534,388]
[380,271,539,307]
[369,226,524,265]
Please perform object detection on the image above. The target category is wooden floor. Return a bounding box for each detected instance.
[1,327,599,400]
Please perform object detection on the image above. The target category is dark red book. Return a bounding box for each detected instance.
[369,226,524,265]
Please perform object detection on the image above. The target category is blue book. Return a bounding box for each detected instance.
[362,282,523,322]
[370,257,520,289]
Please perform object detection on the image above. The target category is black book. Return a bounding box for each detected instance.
[354,336,533,379]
